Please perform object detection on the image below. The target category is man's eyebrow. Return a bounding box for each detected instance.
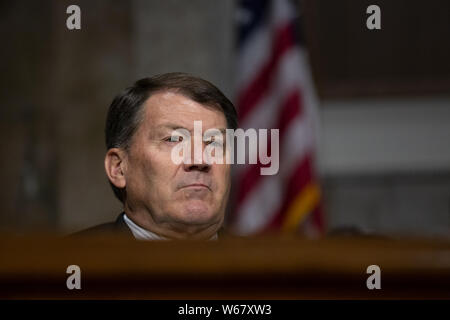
[156,123,189,131]
[157,124,227,134]
[204,128,227,135]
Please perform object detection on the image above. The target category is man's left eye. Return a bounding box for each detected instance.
[205,138,223,147]
[165,136,183,142]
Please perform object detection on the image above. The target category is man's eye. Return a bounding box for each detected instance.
[205,138,223,147]
[166,136,183,142]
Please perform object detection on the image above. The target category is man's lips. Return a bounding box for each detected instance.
[181,183,210,190]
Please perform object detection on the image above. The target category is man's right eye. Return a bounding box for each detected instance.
[165,136,183,142]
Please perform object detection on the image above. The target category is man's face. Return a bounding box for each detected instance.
[122,91,230,236]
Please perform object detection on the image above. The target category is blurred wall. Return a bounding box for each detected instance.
[0,1,57,231]
[52,0,134,232]
[319,98,450,237]
[133,0,235,99]
[0,0,134,232]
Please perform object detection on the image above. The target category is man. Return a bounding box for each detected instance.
[76,73,237,240]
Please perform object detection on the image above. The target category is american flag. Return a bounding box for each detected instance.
[229,0,324,236]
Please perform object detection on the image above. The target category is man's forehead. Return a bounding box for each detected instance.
[142,91,227,128]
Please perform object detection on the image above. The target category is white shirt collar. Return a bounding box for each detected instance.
[123,213,218,241]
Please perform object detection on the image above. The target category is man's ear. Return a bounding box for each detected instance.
[105,148,127,189]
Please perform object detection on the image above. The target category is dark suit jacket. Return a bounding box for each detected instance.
[73,212,134,239]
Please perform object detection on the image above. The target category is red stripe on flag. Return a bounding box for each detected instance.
[234,89,303,210]
[312,201,325,233]
[283,155,313,203]
[234,134,273,209]
[278,90,303,138]
[237,22,295,122]
[264,154,315,230]
[235,163,264,207]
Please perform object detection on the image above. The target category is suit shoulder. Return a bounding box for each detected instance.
[71,222,118,237]
[70,213,132,238]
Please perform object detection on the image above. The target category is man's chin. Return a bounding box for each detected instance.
[172,201,219,226]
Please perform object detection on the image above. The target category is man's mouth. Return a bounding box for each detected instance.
[182,183,210,190]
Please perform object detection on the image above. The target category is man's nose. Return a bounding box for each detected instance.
[183,161,211,172]
[183,139,211,172]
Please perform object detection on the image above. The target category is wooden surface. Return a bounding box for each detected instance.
[0,234,449,299]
